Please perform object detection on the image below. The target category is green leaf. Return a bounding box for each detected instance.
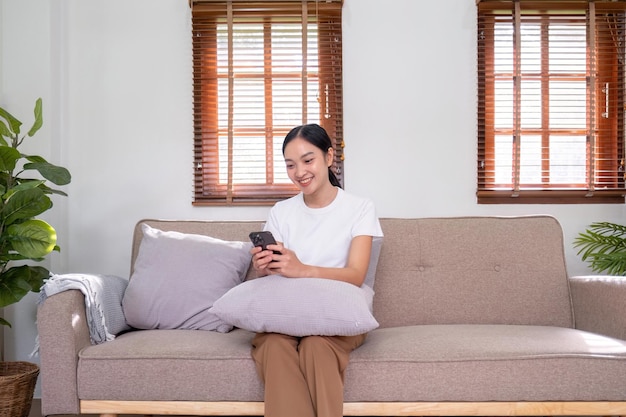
[23,161,71,186]
[24,180,68,197]
[24,155,46,163]
[0,172,10,190]
[0,105,22,135]
[0,265,49,309]
[39,184,68,197]
[7,180,45,194]
[7,219,57,259]
[27,98,43,137]
[0,121,12,145]
[2,187,52,226]
[0,252,44,263]
[574,222,626,276]
[0,268,31,308]
[5,178,67,197]
[20,265,48,292]
[0,317,11,327]
[0,146,21,172]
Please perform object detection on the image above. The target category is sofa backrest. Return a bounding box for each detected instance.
[131,215,574,330]
[373,215,574,329]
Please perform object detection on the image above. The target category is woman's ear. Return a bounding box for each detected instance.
[326,147,335,166]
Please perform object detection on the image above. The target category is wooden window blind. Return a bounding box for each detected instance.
[477,0,626,204]
[191,0,344,206]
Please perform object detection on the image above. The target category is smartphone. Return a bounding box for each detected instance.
[249,231,280,254]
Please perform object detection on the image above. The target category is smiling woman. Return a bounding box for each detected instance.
[247,123,383,417]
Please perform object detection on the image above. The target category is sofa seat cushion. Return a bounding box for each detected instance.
[77,324,626,402]
[77,329,263,401]
[345,324,626,402]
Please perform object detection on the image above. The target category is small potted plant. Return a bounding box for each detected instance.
[574,222,626,276]
[0,98,71,416]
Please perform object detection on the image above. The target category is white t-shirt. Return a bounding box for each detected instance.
[264,188,383,269]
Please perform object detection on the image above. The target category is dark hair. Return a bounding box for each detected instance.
[282,124,342,188]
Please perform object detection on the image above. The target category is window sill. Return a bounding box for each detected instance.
[477,189,625,204]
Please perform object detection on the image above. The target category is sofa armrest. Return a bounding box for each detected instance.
[37,289,92,416]
[569,275,626,341]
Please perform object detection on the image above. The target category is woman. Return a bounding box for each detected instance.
[250,123,383,417]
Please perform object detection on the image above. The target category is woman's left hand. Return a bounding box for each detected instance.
[266,244,310,278]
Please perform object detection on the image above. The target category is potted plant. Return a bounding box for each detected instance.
[574,222,626,276]
[0,98,71,417]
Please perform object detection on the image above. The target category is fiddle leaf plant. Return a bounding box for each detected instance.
[573,222,626,276]
[0,98,71,327]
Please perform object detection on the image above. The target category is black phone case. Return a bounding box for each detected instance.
[249,231,280,254]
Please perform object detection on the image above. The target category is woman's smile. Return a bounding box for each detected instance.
[298,176,313,187]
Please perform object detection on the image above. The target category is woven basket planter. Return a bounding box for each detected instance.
[0,361,39,417]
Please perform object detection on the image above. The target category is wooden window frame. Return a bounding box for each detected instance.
[477,0,626,204]
[191,0,344,206]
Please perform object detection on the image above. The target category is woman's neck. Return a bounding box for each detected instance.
[303,183,338,208]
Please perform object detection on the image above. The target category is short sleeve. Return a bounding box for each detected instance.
[351,197,383,239]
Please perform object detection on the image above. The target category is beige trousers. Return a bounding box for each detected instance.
[251,332,367,417]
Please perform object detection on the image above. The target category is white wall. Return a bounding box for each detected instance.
[1,0,624,396]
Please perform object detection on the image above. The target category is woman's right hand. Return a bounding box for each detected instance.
[250,245,276,276]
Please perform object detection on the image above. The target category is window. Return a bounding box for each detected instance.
[191,0,344,205]
[477,0,626,204]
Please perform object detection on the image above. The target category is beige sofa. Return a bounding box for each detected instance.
[37,216,626,417]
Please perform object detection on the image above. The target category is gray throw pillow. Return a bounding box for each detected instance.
[122,224,252,332]
[210,275,379,337]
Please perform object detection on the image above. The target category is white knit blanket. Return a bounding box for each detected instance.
[38,273,130,344]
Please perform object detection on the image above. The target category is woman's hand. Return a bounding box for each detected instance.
[264,244,309,278]
[251,241,303,276]
[253,235,372,285]
[250,245,277,277]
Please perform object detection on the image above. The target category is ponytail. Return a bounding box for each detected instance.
[328,167,342,188]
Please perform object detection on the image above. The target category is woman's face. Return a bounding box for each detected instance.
[283,137,333,195]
